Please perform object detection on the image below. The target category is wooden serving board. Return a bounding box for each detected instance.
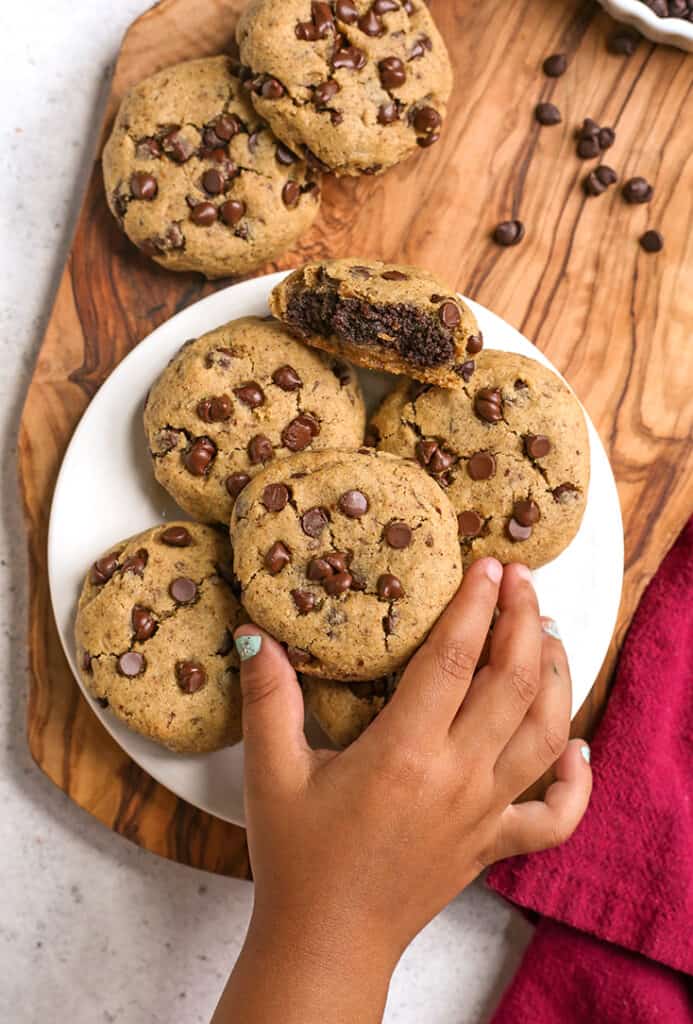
[19,0,692,877]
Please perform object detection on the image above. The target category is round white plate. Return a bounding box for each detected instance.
[48,271,623,826]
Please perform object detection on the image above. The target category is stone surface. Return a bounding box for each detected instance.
[0,2,531,1021]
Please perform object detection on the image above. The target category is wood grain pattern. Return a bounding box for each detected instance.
[19,0,693,876]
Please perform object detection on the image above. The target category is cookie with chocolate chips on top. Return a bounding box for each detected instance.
[102,56,321,278]
[75,522,246,754]
[303,672,400,747]
[230,449,462,681]
[235,0,453,176]
[368,349,590,568]
[270,258,481,388]
[144,316,366,524]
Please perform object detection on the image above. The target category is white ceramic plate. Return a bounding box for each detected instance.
[597,0,693,51]
[48,271,624,826]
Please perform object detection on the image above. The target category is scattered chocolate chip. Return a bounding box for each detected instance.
[379,56,406,88]
[338,490,369,517]
[273,365,303,391]
[513,499,541,526]
[543,53,567,77]
[336,0,359,20]
[301,507,330,538]
[524,434,551,458]
[184,437,216,475]
[413,106,442,136]
[535,102,562,126]
[358,8,384,35]
[596,165,618,186]
[438,301,461,328]
[282,181,301,208]
[381,269,408,280]
[160,526,192,547]
[333,43,367,70]
[190,201,217,226]
[598,127,615,150]
[169,577,197,604]
[131,172,157,200]
[132,606,157,641]
[262,483,289,512]
[324,571,353,597]
[121,549,148,575]
[197,395,233,422]
[276,142,298,165]
[493,220,525,246]
[292,589,317,613]
[377,573,404,600]
[507,518,532,542]
[282,414,320,451]
[577,136,601,160]
[384,522,412,548]
[583,170,607,196]
[226,472,251,498]
[176,660,206,694]
[608,29,640,55]
[639,229,664,253]
[378,101,400,125]
[265,541,291,575]
[466,334,483,355]
[287,646,313,667]
[118,652,145,677]
[234,382,265,408]
[468,451,496,480]
[417,132,440,149]
[475,388,503,423]
[458,510,483,538]
[220,199,246,226]
[91,553,119,586]
[247,434,274,464]
[623,176,653,204]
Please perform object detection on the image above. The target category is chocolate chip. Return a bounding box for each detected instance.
[596,165,618,186]
[333,44,367,70]
[234,382,265,408]
[202,169,225,196]
[402,0,415,12]
[457,360,475,381]
[273,365,303,391]
[262,483,289,512]
[378,56,406,88]
[439,301,460,328]
[307,557,333,581]
[296,19,319,40]
[132,606,157,641]
[336,0,359,21]
[162,128,194,163]
[579,117,600,139]
[543,53,567,77]
[313,1,336,35]
[417,132,440,149]
[131,172,157,200]
[358,8,384,35]
[608,29,640,55]
[118,652,145,677]
[160,526,192,547]
[384,522,412,548]
[553,483,579,503]
[535,102,562,126]
[466,334,483,355]
[247,434,274,464]
[91,553,119,585]
[413,106,442,136]
[415,439,455,475]
[374,0,399,12]
[410,34,433,58]
[184,437,216,475]
[301,507,329,538]
[640,229,663,253]
[169,577,198,604]
[136,137,161,159]
[493,220,524,246]
[314,80,340,106]
[276,142,298,165]
[351,266,372,279]
[220,199,246,226]
[598,127,615,150]
[583,170,607,197]
[623,177,653,204]
[468,451,496,480]
[338,490,369,517]
[287,646,313,667]
[198,394,233,422]
[524,434,551,458]
[292,589,317,613]
[324,571,353,597]
[282,181,301,208]
[214,114,242,141]
[327,552,352,573]
[507,518,532,542]
[190,201,217,226]
[226,472,251,498]
[577,136,601,160]
[282,414,320,451]
[176,660,206,694]
[377,574,404,600]
[513,499,541,526]
[378,101,400,125]
[261,78,285,99]
[264,541,291,575]
[381,270,408,280]
[475,388,503,423]
[458,510,483,538]
[206,347,235,369]
[120,549,148,575]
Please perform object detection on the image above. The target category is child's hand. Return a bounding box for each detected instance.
[216,559,591,1024]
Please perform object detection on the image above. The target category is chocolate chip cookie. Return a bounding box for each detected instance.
[102,56,321,278]
[144,316,366,524]
[270,258,480,387]
[368,350,590,568]
[235,0,453,176]
[75,522,246,754]
[230,448,462,680]
[303,673,399,746]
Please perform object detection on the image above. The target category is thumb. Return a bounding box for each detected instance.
[234,625,311,791]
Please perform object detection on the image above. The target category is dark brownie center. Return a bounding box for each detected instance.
[285,283,456,369]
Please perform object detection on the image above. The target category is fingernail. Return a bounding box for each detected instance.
[514,564,532,582]
[485,558,503,584]
[542,619,561,641]
[235,634,262,661]
[580,744,591,765]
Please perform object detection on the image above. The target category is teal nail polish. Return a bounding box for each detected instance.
[235,634,262,661]
[580,744,591,765]
[542,619,561,641]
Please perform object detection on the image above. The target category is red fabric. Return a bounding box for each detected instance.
[487,517,693,1022]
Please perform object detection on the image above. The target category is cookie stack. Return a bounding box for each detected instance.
[75,258,590,754]
[102,0,454,278]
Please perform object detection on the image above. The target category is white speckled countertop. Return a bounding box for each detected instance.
[0,3,532,1020]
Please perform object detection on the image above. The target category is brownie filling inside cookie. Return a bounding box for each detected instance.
[285,283,456,369]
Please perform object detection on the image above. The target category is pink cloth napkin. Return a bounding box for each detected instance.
[487,516,693,1022]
